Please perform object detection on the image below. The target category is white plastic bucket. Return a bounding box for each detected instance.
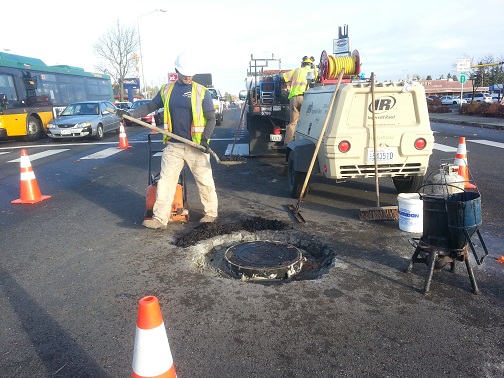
[397,193,423,233]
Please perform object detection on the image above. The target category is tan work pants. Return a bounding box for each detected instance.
[284,95,304,145]
[153,142,218,225]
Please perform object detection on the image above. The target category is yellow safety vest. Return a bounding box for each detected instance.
[282,65,317,100]
[160,82,207,144]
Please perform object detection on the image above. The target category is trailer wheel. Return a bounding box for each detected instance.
[287,154,308,199]
[393,176,424,193]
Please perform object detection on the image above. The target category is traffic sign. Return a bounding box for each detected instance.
[460,75,466,84]
[457,58,471,72]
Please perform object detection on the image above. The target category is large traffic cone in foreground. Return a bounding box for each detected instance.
[454,136,476,189]
[11,149,51,204]
[118,122,132,149]
[132,296,176,378]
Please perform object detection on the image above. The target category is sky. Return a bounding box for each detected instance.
[2,0,504,96]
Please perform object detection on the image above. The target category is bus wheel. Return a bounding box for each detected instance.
[23,116,42,142]
[94,124,104,140]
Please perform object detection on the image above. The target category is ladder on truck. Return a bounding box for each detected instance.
[248,54,282,105]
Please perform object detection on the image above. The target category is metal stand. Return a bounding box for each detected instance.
[405,238,480,295]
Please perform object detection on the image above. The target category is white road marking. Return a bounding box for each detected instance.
[468,139,504,149]
[7,149,69,163]
[225,143,249,156]
[433,143,457,153]
[80,147,124,160]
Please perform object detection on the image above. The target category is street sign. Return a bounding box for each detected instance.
[460,75,466,84]
[457,58,471,72]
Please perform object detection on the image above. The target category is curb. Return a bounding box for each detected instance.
[429,117,504,130]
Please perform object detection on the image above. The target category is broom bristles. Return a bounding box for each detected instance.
[359,206,399,221]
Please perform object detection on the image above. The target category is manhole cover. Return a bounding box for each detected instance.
[224,241,304,280]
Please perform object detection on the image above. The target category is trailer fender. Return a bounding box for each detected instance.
[287,139,321,174]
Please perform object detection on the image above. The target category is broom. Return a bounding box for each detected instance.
[359,73,399,221]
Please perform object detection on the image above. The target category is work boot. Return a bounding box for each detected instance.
[200,215,217,223]
[142,218,167,229]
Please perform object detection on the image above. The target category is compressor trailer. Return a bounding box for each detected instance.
[286,62,434,198]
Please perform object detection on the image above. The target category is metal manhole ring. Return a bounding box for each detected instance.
[224,240,304,280]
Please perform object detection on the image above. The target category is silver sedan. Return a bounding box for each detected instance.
[47,101,121,141]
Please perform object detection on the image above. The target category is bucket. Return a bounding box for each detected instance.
[446,191,482,249]
[397,193,423,233]
[421,194,450,247]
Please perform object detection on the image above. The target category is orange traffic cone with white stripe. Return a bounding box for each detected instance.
[454,136,476,189]
[150,116,157,133]
[11,149,51,204]
[118,121,132,149]
[132,296,176,378]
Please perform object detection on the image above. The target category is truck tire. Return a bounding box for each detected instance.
[393,176,424,193]
[287,154,308,199]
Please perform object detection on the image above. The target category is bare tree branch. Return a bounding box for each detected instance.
[93,20,138,101]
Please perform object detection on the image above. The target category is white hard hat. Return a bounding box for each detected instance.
[174,52,196,77]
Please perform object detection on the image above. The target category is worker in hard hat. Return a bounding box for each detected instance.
[279,56,317,175]
[116,52,218,229]
[283,56,317,145]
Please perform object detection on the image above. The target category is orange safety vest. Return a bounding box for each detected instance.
[160,82,207,144]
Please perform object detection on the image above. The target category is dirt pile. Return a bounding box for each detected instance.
[175,216,291,247]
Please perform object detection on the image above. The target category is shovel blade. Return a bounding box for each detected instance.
[287,204,306,223]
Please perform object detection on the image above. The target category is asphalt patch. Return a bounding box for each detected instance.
[175,216,291,248]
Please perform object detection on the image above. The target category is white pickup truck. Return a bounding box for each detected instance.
[207,88,224,126]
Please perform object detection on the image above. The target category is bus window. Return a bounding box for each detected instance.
[0,74,18,101]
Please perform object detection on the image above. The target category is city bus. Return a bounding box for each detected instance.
[0,52,114,141]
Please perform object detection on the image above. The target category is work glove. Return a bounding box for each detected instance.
[115,109,129,119]
[200,138,210,154]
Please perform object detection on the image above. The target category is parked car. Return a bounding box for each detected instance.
[440,95,467,105]
[115,101,132,110]
[46,101,121,141]
[462,93,493,103]
[124,99,152,126]
[491,93,502,103]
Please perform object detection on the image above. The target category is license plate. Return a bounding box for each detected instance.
[60,129,72,135]
[270,134,282,142]
[367,148,394,162]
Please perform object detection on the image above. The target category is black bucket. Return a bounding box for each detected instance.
[421,194,450,248]
[446,191,482,249]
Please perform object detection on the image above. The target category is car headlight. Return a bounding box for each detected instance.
[76,122,92,128]
[47,123,56,129]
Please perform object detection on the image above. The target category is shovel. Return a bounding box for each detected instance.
[107,108,245,165]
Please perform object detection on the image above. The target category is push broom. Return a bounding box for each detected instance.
[359,73,399,221]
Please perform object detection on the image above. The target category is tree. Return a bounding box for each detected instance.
[93,20,139,101]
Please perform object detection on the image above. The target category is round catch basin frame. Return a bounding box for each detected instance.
[224,240,304,280]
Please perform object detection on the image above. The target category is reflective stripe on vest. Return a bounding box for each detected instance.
[161,82,207,144]
[283,65,316,99]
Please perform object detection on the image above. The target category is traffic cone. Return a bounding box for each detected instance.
[150,116,157,133]
[11,149,51,204]
[132,296,176,378]
[454,137,476,189]
[118,122,132,149]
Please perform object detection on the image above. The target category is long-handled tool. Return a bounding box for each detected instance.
[229,81,252,157]
[287,68,345,223]
[107,108,245,165]
[358,73,399,221]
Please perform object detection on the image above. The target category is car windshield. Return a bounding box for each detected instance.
[207,89,219,100]
[131,100,150,109]
[61,103,99,116]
